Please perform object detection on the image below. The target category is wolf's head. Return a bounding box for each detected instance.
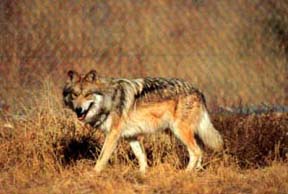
[63,70,112,125]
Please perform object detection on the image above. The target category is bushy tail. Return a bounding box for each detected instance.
[196,108,223,151]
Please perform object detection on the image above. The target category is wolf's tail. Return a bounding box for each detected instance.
[195,108,223,151]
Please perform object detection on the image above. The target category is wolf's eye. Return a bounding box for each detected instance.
[71,93,79,99]
[84,93,92,97]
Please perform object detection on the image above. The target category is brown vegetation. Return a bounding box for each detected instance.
[0,0,288,193]
[0,79,287,193]
[0,0,287,106]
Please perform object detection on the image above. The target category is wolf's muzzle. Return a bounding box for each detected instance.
[75,102,94,121]
[75,107,84,118]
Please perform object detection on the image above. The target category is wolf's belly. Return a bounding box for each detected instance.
[120,113,172,138]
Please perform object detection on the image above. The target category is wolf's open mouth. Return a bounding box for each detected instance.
[78,102,94,121]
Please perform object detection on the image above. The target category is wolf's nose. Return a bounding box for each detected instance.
[75,107,83,117]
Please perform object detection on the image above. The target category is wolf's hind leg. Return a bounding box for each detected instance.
[129,139,148,173]
[187,143,203,171]
[172,122,202,171]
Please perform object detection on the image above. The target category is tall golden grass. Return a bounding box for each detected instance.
[0,78,287,193]
[0,1,287,193]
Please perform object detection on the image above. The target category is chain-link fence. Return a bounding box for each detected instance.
[0,0,287,107]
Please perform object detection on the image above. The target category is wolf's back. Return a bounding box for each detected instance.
[196,108,223,151]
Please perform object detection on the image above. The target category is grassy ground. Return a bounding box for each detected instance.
[2,162,288,193]
[0,86,287,193]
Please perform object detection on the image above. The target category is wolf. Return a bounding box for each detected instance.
[63,70,223,173]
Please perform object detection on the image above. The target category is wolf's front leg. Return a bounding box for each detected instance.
[94,129,121,172]
[129,139,148,173]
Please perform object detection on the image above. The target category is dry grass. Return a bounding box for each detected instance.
[2,163,288,194]
[0,78,287,193]
[0,1,288,193]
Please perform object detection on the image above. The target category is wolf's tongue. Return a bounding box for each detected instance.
[78,114,85,121]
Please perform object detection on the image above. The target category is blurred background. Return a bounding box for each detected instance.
[0,0,287,111]
[1,2,288,192]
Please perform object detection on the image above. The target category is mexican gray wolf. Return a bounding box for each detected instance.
[63,70,223,173]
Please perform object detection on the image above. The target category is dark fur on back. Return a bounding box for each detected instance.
[135,77,206,104]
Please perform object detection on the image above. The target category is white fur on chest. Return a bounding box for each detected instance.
[99,115,112,134]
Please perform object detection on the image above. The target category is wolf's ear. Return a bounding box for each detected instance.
[67,70,80,83]
[84,69,98,82]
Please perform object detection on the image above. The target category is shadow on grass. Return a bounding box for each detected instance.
[54,135,102,166]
